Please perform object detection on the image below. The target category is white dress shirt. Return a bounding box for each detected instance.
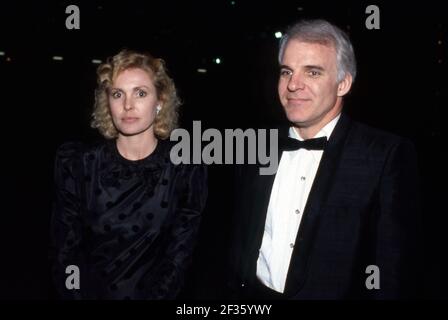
[256,114,341,293]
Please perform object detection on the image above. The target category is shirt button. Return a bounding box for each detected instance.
[290,243,295,248]
[295,209,300,214]
[241,283,245,287]
[300,176,306,181]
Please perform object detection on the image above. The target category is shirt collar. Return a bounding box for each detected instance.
[289,113,341,141]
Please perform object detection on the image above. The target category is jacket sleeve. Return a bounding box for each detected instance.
[372,138,420,299]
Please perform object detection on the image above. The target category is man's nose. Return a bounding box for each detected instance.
[287,74,305,91]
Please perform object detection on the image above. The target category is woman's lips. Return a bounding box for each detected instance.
[122,117,139,123]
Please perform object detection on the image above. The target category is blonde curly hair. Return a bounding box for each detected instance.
[91,49,180,139]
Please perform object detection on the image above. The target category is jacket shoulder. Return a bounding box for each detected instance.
[348,120,414,153]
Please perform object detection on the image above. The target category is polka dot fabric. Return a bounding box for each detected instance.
[50,139,207,299]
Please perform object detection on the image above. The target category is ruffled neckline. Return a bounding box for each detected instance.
[105,138,170,169]
[98,139,171,189]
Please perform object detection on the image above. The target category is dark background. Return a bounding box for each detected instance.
[0,0,446,299]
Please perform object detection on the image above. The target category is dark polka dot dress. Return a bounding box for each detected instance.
[50,139,207,299]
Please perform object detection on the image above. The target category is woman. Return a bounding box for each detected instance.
[51,49,207,299]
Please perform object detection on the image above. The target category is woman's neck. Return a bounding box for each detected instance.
[116,132,158,161]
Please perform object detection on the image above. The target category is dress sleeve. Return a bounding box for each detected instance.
[50,142,85,299]
[146,164,208,299]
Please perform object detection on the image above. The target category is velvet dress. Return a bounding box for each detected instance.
[50,138,207,299]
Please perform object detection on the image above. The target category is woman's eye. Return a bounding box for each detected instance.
[137,90,147,97]
[111,91,122,99]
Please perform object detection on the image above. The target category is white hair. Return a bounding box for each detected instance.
[278,19,357,83]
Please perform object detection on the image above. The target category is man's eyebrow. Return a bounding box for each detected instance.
[279,65,325,72]
[279,64,292,70]
[304,65,325,71]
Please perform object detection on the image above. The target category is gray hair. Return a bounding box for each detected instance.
[278,19,357,83]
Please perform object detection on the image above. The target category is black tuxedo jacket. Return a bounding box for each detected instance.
[228,113,420,299]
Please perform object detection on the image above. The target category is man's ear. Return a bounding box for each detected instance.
[337,73,353,97]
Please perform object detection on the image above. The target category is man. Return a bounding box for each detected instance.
[228,19,420,299]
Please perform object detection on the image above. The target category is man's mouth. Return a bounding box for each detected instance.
[287,97,311,104]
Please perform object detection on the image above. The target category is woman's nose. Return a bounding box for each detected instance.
[123,97,134,111]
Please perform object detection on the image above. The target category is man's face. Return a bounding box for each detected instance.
[278,39,350,131]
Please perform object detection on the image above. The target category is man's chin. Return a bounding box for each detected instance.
[286,113,308,126]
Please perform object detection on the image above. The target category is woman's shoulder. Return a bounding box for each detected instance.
[55,139,109,166]
[55,141,86,162]
[53,142,86,180]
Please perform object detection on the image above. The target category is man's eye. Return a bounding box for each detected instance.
[280,69,292,76]
[308,70,321,77]
[137,90,147,97]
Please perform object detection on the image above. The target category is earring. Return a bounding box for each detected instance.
[156,105,161,114]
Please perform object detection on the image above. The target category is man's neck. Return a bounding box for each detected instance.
[293,110,342,140]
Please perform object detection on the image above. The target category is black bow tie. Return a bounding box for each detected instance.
[280,136,328,151]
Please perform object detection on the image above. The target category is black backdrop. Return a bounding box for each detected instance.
[0,0,446,299]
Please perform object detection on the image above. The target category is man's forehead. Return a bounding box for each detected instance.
[282,39,337,63]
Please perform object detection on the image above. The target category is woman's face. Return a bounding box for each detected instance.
[108,67,160,138]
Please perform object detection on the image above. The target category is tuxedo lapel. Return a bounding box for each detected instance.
[284,113,353,296]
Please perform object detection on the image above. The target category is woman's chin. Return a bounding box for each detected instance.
[118,126,153,137]
[118,129,144,137]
